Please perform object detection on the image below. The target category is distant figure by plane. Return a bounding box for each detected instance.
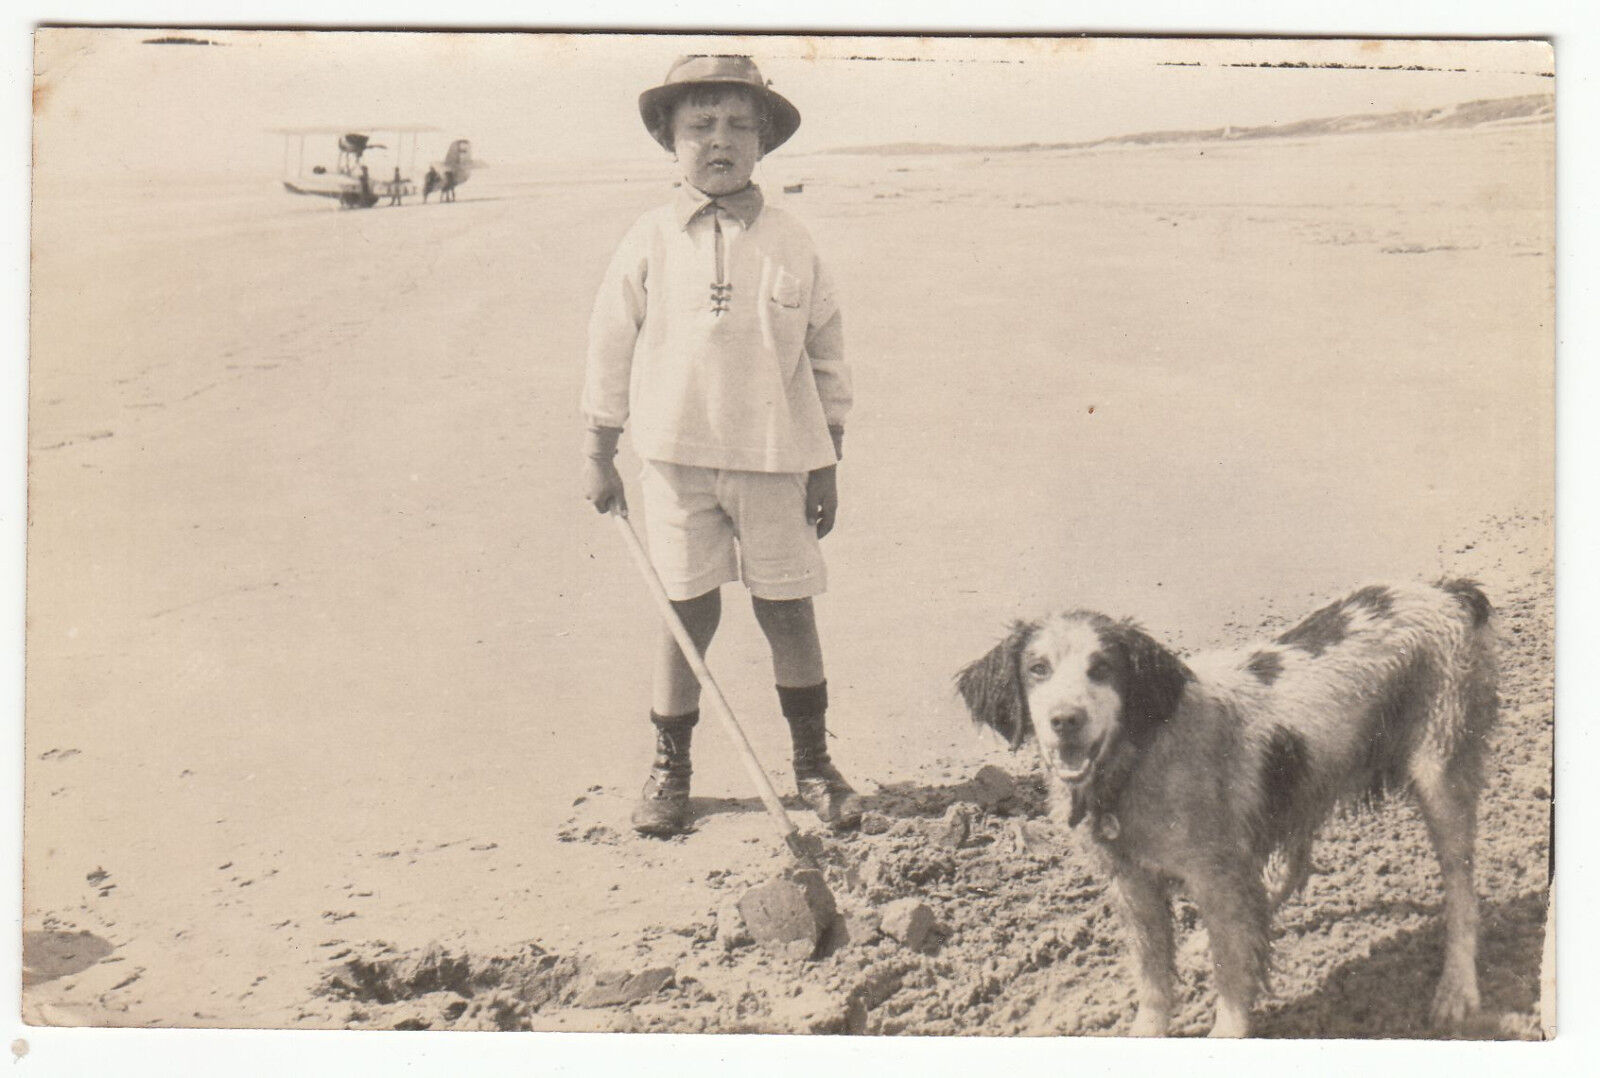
[274,127,483,209]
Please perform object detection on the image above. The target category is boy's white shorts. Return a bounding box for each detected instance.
[639,460,826,602]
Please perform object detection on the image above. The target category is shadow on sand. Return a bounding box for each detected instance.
[681,769,1050,828]
[1257,887,1548,1039]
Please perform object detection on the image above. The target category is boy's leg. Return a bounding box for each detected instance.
[652,590,722,716]
[750,595,822,685]
[723,468,858,830]
[632,588,721,837]
[632,462,740,836]
[752,596,863,831]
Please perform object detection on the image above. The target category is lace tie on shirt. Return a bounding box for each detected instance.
[709,209,731,315]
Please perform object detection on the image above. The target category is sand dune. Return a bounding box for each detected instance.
[824,91,1552,155]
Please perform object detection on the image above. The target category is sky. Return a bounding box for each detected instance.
[32,30,1553,182]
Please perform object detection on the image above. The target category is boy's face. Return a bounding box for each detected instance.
[671,90,763,197]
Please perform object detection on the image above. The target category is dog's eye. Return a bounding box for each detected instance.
[1087,659,1112,682]
[1026,660,1052,680]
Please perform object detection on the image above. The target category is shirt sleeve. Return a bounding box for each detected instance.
[581,220,650,430]
[806,256,851,429]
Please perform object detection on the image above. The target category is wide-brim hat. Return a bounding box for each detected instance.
[639,54,801,154]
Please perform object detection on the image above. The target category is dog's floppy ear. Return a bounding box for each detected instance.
[956,620,1038,751]
[1102,619,1191,747]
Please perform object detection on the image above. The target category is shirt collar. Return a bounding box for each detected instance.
[675,182,765,230]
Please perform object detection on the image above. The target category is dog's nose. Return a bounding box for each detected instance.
[1051,709,1087,739]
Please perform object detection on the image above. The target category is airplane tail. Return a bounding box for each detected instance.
[444,139,471,168]
[442,139,475,184]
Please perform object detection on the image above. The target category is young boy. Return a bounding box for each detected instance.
[581,55,863,836]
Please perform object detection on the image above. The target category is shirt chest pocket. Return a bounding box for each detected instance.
[769,266,807,310]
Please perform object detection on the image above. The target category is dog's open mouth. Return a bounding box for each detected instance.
[1054,736,1103,784]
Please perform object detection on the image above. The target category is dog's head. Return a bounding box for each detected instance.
[957,612,1191,826]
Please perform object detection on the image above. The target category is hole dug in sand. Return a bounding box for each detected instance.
[319,942,584,1031]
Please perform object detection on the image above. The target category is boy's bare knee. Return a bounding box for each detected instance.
[671,589,722,645]
[751,596,814,630]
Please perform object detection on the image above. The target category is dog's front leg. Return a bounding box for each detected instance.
[1189,863,1270,1038]
[1111,866,1176,1036]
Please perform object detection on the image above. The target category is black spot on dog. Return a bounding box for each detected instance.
[1437,577,1492,628]
[1246,650,1285,685]
[1096,618,1191,746]
[1261,726,1310,822]
[1276,601,1351,657]
[1345,584,1396,618]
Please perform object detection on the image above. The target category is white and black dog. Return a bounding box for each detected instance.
[957,579,1497,1037]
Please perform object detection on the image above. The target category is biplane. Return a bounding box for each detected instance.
[273,126,482,208]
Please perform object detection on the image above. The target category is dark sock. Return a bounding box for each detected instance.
[778,682,831,771]
[776,681,828,719]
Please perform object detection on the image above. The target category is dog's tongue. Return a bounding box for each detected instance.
[1058,756,1091,781]
[1057,743,1094,782]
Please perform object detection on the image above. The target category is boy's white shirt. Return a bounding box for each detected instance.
[583,183,851,474]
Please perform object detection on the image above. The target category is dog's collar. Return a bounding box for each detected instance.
[1095,812,1122,842]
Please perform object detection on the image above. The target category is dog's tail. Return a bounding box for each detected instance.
[1436,577,1493,629]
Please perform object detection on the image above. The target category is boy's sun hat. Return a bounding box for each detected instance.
[639,55,802,154]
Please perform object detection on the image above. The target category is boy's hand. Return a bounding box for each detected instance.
[582,457,627,516]
[806,465,838,539]
[582,426,627,516]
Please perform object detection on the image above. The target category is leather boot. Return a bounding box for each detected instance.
[782,690,863,832]
[630,711,697,836]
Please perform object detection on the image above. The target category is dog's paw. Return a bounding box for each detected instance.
[1207,1000,1253,1038]
[1128,1005,1171,1038]
[1428,975,1482,1028]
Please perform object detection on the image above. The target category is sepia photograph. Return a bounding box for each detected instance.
[22,24,1557,1049]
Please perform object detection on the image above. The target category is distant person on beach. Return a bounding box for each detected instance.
[581,55,861,837]
[349,164,373,209]
[389,166,404,206]
[440,169,458,202]
[423,165,440,202]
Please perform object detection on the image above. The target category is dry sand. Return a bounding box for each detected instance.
[24,120,1552,1035]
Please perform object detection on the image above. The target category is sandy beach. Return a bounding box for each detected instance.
[25,116,1553,1035]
